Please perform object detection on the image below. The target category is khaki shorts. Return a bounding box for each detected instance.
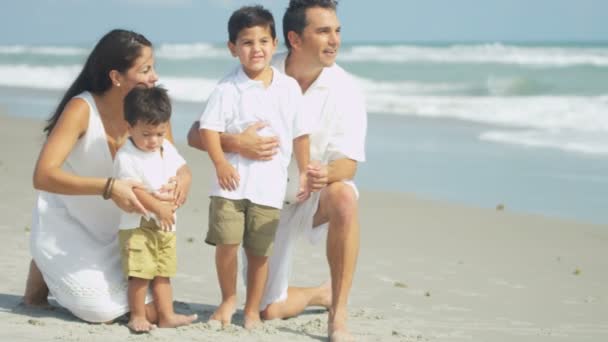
[206,196,280,256]
[118,217,176,280]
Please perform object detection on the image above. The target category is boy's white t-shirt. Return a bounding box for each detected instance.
[113,138,186,231]
[199,65,310,209]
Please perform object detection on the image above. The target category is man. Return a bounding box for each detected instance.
[188,1,366,340]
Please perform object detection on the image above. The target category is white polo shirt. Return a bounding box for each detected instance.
[199,65,309,209]
[271,52,367,203]
[113,138,186,231]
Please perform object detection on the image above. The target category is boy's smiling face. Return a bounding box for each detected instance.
[228,25,277,79]
[128,120,168,152]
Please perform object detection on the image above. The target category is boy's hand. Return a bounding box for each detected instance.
[216,161,240,191]
[156,201,176,232]
[296,172,311,202]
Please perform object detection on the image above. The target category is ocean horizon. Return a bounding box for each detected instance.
[1,41,606,224]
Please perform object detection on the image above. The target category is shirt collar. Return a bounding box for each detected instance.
[273,51,332,91]
[234,65,276,92]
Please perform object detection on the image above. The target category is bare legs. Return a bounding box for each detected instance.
[23,260,49,307]
[209,244,238,326]
[243,250,268,329]
[260,182,359,341]
[128,277,197,332]
[321,183,359,342]
[210,244,271,329]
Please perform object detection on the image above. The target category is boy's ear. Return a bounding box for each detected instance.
[227,41,238,57]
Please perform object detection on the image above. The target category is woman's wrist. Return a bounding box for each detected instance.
[102,177,115,199]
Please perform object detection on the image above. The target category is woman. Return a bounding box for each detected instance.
[23,29,193,325]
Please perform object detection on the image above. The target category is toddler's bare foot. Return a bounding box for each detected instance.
[158,313,198,328]
[127,317,156,333]
[209,298,236,327]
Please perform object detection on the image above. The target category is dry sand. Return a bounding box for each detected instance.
[1,113,607,341]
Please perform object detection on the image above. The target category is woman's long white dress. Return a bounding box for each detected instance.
[30,91,130,322]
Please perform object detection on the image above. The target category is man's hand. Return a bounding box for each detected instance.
[239,122,279,161]
[306,160,329,192]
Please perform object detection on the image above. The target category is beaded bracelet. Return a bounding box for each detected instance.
[102,177,114,200]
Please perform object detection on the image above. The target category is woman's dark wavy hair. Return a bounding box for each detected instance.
[44,29,152,135]
[283,0,338,50]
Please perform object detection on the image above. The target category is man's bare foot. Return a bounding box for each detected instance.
[329,312,354,341]
[329,329,356,342]
[127,317,156,333]
[243,313,263,330]
[316,281,332,309]
[209,298,236,327]
[158,313,198,328]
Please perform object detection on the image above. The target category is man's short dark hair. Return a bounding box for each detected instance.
[228,5,276,44]
[124,86,171,126]
[283,0,338,50]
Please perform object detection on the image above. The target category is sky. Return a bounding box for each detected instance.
[0,0,606,45]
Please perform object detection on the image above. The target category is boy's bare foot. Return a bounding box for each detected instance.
[127,317,156,333]
[243,313,263,330]
[158,313,198,328]
[209,298,236,327]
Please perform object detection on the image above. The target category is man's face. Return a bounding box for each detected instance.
[297,6,341,68]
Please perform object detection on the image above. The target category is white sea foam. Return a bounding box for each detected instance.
[2,63,607,154]
[4,42,608,67]
[0,45,87,56]
[339,43,608,67]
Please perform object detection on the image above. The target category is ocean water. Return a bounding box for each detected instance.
[1,42,607,224]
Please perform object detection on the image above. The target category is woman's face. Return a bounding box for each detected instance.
[119,46,158,92]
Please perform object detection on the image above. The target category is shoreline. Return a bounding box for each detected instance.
[1,113,607,341]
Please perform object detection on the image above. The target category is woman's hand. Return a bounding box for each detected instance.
[110,179,147,215]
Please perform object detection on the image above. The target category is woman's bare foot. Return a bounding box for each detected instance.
[158,313,198,328]
[127,316,156,333]
[208,298,236,327]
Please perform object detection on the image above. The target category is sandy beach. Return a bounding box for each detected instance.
[1,113,607,342]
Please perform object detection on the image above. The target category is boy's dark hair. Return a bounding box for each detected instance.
[283,0,338,50]
[124,86,171,126]
[228,5,276,44]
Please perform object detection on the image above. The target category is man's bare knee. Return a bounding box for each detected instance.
[325,182,358,221]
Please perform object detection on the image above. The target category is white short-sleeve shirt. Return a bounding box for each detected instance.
[113,138,186,231]
[272,52,367,202]
[199,65,309,209]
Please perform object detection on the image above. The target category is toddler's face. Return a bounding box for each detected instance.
[128,120,168,152]
[228,25,277,78]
